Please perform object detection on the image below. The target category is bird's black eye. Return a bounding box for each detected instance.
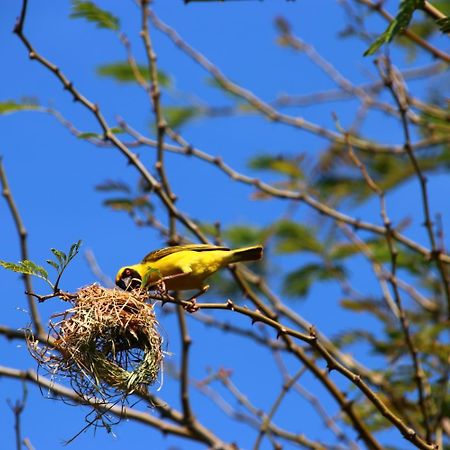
[123,268,131,277]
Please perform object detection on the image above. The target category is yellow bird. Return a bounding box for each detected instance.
[115,244,263,292]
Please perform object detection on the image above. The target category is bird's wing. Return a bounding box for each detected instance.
[141,244,230,263]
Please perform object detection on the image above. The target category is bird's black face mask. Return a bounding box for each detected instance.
[116,268,142,291]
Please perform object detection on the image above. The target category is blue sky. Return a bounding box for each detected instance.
[1,1,448,449]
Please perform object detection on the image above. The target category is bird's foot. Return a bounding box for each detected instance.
[183,285,209,312]
[184,298,199,313]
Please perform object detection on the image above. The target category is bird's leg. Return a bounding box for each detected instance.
[183,285,209,312]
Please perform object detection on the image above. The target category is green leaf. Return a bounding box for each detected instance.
[96,62,171,87]
[274,220,322,254]
[77,127,123,140]
[77,132,102,140]
[341,298,390,322]
[0,100,40,115]
[364,0,425,56]
[248,154,303,179]
[96,180,131,193]
[0,260,48,281]
[68,240,82,260]
[162,106,201,129]
[436,17,450,33]
[46,260,59,270]
[283,263,345,297]
[364,21,398,56]
[103,198,134,212]
[51,248,66,265]
[70,1,120,31]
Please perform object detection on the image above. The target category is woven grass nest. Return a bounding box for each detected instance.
[29,284,163,403]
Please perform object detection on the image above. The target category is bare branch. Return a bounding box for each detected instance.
[0,159,43,336]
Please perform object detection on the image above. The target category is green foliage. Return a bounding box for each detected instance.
[70,1,119,31]
[283,263,345,297]
[224,225,266,248]
[96,179,154,216]
[96,62,171,87]
[46,240,82,290]
[394,1,450,58]
[340,298,392,323]
[273,220,322,254]
[312,144,449,206]
[364,0,425,56]
[0,241,81,290]
[248,154,303,179]
[162,106,202,129]
[96,180,131,193]
[330,238,427,276]
[0,260,48,281]
[0,100,40,115]
[248,144,413,206]
[77,127,124,140]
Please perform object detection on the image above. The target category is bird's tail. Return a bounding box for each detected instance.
[230,245,263,263]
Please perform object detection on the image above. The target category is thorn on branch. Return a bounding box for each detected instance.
[276,327,287,339]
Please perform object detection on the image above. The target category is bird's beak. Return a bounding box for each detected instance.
[116,277,131,290]
[116,275,142,291]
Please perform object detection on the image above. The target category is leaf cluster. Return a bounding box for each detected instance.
[95,179,154,223]
[70,0,120,31]
[0,241,81,292]
[363,0,450,56]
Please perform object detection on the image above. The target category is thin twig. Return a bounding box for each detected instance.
[122,121,450,265]
[273,352,359,449]
[13,0,209,249]
[8,383,28,450]
[148,10,418,154]
[0,159,43,336]
[381,58,450,321]
[0,365,234,449]
[162,296,437,450]
[140,1,177,239]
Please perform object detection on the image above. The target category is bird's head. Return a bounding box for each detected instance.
[115,266,143,290]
